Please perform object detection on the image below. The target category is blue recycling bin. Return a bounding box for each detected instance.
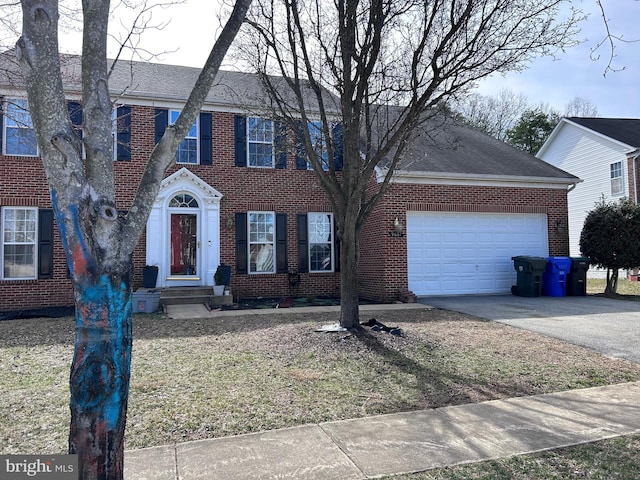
[542,256,572,297]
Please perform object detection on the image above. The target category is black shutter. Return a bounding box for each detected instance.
[332,123,344,171]
[67,101,83,141]
[0,96,4,150]
[274,120,287,169]
[235,212,248,274]
[116,106,131,161]
[38,209,54,279]
[297,214,309,273]
[276,213,288,273]
[334,218,341,272]
[200,112,212,165]
[295,120,307,169]
[234,115,247,167]
[155,108,168,144]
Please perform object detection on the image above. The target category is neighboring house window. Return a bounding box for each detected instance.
[3,98,38,157]
[248,211,275,274]
[610,161,623,196]
[170,110,199,164]
[308,212,334,272]
[247,117,274,168]
[2,207,37,279]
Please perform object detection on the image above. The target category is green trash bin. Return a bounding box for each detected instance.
[511,256,548,297]
[567,257,590,296]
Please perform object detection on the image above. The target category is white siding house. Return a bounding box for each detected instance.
[538,118,640,261]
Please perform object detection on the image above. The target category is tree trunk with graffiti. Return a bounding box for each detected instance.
[17,0,252,478]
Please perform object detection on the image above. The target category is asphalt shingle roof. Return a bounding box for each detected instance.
[393,116,578,181]
[0,53,576,182]
[566,117,640,149]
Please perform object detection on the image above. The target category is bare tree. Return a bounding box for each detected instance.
[236,0,581,328]
[14,0,251,478]
[454,89,530,141]
[564,96,599,117]
[591,0,639,76]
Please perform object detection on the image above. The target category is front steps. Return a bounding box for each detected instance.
[157,286,233,308]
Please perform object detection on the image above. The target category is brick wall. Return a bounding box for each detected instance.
[0,104,571,312]
[359,181,570,302]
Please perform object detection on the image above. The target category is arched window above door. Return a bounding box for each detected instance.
[169,193,199,208]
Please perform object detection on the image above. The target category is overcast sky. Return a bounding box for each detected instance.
[59,0,639,119]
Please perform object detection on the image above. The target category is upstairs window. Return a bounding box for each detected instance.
[308,121,329,171]
[170,110,199,164]
[610,161,623,196]
[247,117,274,168]
[3,98,38,157]
[155,109,212,165]
[234,115,285,169]
[296,121,343,171]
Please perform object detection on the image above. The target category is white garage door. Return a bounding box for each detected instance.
[407,212,548,296]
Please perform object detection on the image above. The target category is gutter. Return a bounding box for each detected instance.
[381,168,582,189]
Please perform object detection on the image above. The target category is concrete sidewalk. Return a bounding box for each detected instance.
[164,302,428,320]
[124,381,640,479]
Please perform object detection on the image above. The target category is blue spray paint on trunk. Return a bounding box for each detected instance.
[52,189,134,478]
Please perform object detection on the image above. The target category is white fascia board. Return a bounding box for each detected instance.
[380,168,581,189]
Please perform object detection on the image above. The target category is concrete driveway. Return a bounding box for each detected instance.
[420,295,640,364]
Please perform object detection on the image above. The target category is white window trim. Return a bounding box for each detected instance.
[610,161,624,196]
[1,207,38,280]
[248,211,276,274]
[247,116,274,168]
[3,98,38,157]
[308,212,334,273]
[170,110,200,165]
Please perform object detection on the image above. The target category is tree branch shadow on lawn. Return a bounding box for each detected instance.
[350,325,534,411]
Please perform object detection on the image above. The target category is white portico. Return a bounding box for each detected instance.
[146,168,223,288]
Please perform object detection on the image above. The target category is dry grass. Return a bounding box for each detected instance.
[2,306,640,455]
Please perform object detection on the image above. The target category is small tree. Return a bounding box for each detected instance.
[506,108,560,154]
[580,198,640,295]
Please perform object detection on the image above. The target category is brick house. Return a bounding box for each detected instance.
[0,57,578,314]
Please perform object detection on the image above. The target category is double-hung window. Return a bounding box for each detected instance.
[308,213,334,272]
[2,207,37,279]
[247,117,274,168]
[248,212,275,273]
[610,161,623,196]
[4,98,38,157]
[170,110,199,164]
[308,121,329,171]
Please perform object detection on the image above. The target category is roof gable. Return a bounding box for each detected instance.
[566,118,640,149]
[540,117,640,157]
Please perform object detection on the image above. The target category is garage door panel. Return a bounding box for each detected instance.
[407,212,548,295]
